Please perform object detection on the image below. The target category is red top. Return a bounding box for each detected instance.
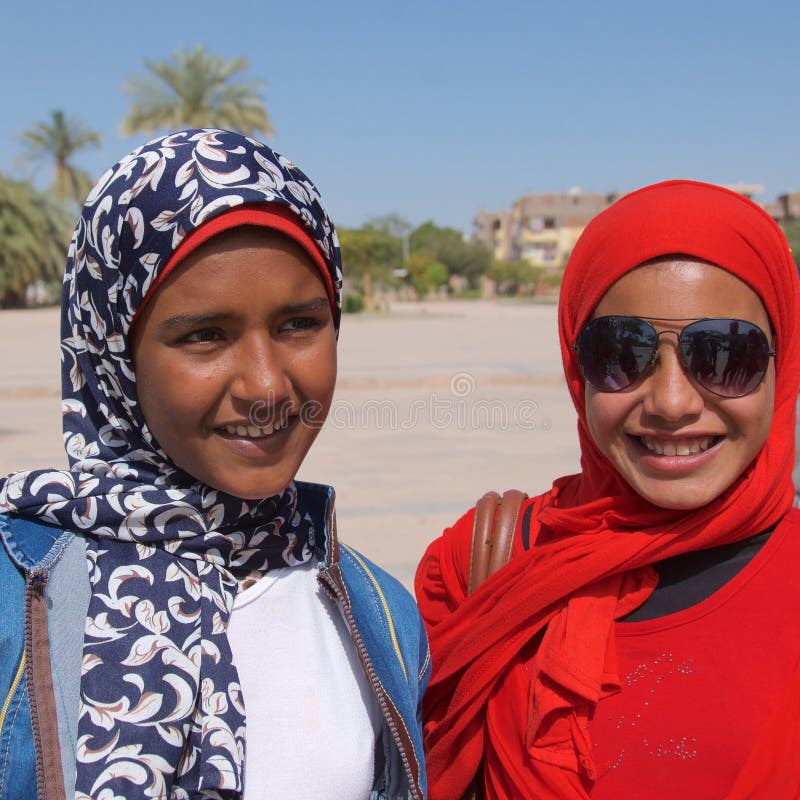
[589,510,800,799]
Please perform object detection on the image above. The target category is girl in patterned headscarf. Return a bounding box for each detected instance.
[0,129,429,800]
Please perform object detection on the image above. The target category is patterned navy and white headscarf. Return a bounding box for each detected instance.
[0,129,343,799]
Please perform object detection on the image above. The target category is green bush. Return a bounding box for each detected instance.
[343,293,365,313]
[545,270,563,288]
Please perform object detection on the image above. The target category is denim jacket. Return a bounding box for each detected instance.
[0,481,429,800]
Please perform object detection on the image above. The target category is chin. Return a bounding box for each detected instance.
[228,486,290,501]
[202,475,293,501]
[636,484,725,511]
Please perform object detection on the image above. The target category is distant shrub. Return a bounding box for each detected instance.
[343,293,365,313]
[453,288,482,299]
[545,271,563,288]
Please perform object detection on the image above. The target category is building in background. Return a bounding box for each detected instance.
[475,183,797,271]
[765,192,800,223]
[473,188,618,267]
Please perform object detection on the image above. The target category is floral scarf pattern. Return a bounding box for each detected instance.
[0,129,343,799]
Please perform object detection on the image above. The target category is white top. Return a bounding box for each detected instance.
[226,558,383,799]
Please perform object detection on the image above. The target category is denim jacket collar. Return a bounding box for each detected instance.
[0,513,71,574]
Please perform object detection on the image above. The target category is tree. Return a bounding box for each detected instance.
[338,225,402,309]
[410,221,491,287]
[0,172,72,307]
[18,110,101,206]
[366,214,412,261]
[121,45,274,138]
[366,214,413,240]
[406,252,448,297]
[488,258,544,295]
[339,226,402,283]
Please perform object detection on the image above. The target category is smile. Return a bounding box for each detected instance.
[639,435,720,456]
[221,418,290,439]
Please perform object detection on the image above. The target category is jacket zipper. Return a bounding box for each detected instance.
[0,651,27,733]
[318,567,422,800]
[26,574,48,800]
[26,569,67,800]
[343,545,408,682]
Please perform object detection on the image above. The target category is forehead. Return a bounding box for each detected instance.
[592,257,771,329]
[162,227,322,292]
[131,227,329,335]
[185,225,312,265]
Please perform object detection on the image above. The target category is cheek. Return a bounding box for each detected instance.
[310,365,337,427]
[736,377,774,454]
[135,355,210,445]
[320,348,338,398]
[584,386,626,457]
[297,338,337,404]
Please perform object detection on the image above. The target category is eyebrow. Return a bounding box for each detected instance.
[284,297,330,313]
[158,298,331,331]
[158,312,233,332]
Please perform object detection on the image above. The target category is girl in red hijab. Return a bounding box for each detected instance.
[416,180,800,799]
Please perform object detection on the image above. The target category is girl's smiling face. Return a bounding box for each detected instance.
[131,226,337,500]
[584,258,775,510]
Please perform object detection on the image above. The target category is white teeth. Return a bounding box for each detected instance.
[224,421,279,438]
[641,436,716,456]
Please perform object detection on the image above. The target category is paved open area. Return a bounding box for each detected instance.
[0,300,580,589]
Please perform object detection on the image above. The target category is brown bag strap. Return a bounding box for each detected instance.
[468,489,528,595]
[463,489,528,799]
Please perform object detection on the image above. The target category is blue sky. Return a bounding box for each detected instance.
[1,0,798,233]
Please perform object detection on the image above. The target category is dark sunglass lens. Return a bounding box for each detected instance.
[680,319,771,397]
[578,316,656,391]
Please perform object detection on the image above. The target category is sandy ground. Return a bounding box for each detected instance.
[0,300,580,589]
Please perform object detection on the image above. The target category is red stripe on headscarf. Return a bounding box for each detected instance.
[134,203,337,323]
[416,180,800,800]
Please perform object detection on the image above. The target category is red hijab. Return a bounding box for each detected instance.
[416,180,800,799]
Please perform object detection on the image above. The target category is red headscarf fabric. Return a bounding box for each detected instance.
[416,180,800,799]
[134,203,338,323]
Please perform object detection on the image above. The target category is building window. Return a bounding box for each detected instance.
[522,242,558,263]
[529,216,544,231]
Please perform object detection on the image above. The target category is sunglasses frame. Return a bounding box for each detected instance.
[571,315,776,398]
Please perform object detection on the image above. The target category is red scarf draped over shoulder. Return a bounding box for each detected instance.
[416,180,800,800]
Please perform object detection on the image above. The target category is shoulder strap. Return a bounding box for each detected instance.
[467,489,528,595]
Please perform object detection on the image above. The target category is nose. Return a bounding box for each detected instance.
[229,330,292,408]
[641,336,704,424]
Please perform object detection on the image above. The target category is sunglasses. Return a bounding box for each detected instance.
[572,316,775,398]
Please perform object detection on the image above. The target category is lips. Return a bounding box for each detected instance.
[638,435,721,456]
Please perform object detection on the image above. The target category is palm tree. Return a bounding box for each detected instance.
[19,110,101,206]
[0,172,72,307]
[121,46,274,138]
